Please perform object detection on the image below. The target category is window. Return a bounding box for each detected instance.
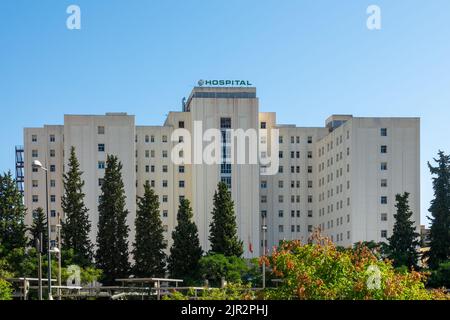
[260,180,267,189]
[261,196,267,203]
[308,225,313,232]
[98,126,105,134]
[179,180,185,188]
[279,136,283,144]
[162,180,168,188]
[261,210,267,218]
[151,135,155,143]
[278,195,284,203]
[162,150,168,158]
[291,225,295,233]
[32,166,38,173]
[381,179,387,187]
[278,180,284,188]
[50,165,56,172]
[278,225,284,233]
[50,195,56,202]
[162,165,168,173]
[50,135,55,142]
[179,121,185,128]
[32,150,38,158]
[162,210,168,218]
[308,210,313,217]
[162,195,168,203]
[32,195,38,202]
[98,179,104,187]
[296,136,300,143]
[98,144,105,152]
[151,165,155,173]
[381,128,387,136]
[307,136,313,144]
[308,181,313,188]
[179,166,185,173]
[50,180,56,187]
[381,230,387,238]
[260,122,266,129]
[98,161,105,169]
[32,180,38,187]
[278,210,284,218]
[307,151,312,159]
[308,195,313,203]
[145,135,149,143]
[381,162,388,171]
[381,196,388,204]
[381,213,388,221]
[220,118,231,129]
[50,150,55,157]
[162,135,168,143]
[32,135,37,142]
[381,145,387,154]
[51,210,56,218]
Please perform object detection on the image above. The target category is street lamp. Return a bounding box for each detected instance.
[262,215,268,289]
[32,160,53,300]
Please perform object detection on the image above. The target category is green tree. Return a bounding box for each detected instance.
[28,207,48,254]
[427,151,450,269]
[61,146,93,267]
[428,260,450,289]
[209,182,243,257]
[0,171,27,255]
[132,182,167,277]
[199,253,248,286]
[168,199,203,283]
[96,155,130,284]
[387,193,420,269]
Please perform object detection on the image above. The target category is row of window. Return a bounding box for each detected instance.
[261,195,313,203]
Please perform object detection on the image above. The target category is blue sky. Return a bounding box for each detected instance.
[1,0,449,225]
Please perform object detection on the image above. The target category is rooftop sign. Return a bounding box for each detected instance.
[197,79,253,87]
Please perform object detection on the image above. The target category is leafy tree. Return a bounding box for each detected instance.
[428,260,450,289]
[61,146,93,267]
[96,155,130,284]
[0,171,27,255]
[427,151,450,269]
[387,193,420,269]
[132,182,166,277]
[28,207,48,254]
[199,253,248,286]
[209,182,243,257]
[168,199,203,283]
[262,233,448,300]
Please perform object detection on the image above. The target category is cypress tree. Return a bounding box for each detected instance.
[61,146,93,267]
[209,182,243,257]
[132,182,166,277]
[96,155,130,284]
[168,199,203,282]
[387,192,420,269]
[28,207,48,254]
[427,151,450,269]
[0,171,27,255]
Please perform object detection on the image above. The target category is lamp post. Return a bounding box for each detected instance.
[56,213,62,300]
[262,215,267,289]
[32,160,52,300]
[35,234,43,300]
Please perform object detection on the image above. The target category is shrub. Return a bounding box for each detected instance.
[261,232,448,300]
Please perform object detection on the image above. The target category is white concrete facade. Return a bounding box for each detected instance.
[23,87,420,257]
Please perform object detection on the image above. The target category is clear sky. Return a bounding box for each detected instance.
[1,0,449,225]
